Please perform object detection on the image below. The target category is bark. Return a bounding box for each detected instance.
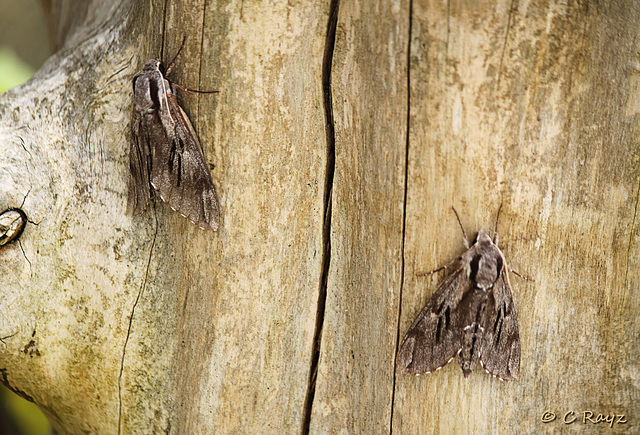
[0,0,638,433]
[1,0,327,433]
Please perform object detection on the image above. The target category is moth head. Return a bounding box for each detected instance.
[132,60,164,91]
[142,59,164,73]
[475,230,493,244]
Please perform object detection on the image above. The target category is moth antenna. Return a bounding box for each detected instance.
[164,38,219,95]
[451,207,469,249]
[494,204,503,245]
[166,36,187,76]
[416,257,460,277]
[508,267,535,282]
[172,82,219,95]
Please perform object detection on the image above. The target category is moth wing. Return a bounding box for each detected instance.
[127,109,152,216]
[398,266,468,375]
[480,269,520,381]
[151,95,220,231]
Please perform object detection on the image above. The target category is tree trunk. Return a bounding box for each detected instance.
[0,0,638,433]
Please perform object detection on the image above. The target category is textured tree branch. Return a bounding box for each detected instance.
[0,0,328,433]
[1,0,639,434]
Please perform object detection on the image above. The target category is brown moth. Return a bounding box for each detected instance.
[397,207,521,381]
[127,55,220,231]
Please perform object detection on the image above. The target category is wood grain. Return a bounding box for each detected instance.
[309,0,408,432]
[393,1,640,433]
[0,0,638,433]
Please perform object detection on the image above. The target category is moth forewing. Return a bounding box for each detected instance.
[479,268,521,381]
[150,91,220,231]
[397,266,467,375]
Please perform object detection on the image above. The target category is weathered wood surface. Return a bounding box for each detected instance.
[309,0,408,432]
[392,2,640,433]
[1,0,327,433]
[0,0,638,433]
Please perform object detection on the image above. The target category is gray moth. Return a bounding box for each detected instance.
[127,57,220,231]
[397,207,521,381]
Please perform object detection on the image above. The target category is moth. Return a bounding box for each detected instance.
[128,53,220,231]
[0,208,27,247]
[397,207,521,381]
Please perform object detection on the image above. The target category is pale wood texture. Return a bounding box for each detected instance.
[315,0,639,434]
[392,1,639,433]
[309,0,408,432]
[0,0,327,433]
[1,0,639,433]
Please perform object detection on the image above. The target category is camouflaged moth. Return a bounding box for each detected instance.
[127,50,220,231]
[398,207,521,381]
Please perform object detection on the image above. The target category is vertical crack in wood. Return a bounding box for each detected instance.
[159,0,169,61]
[496,0,515,91]
[625,174,640,290]
[118,212,158,435]
[18,241,32,270]
[116,2,167,431]
[445,0,450,56]
[389,0,413,432]
[196,0,208,123]
[301,0,339,432]
[17,188,33,269]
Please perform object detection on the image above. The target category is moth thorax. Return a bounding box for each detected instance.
[470,252,501,288]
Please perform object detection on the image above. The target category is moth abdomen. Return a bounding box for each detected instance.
[460,322,485,377]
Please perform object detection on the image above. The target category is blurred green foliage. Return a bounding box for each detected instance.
[1,384,50,435]
[0,46,35,93]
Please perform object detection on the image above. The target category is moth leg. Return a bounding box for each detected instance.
[172,82,219,95]
[164,38,218,95]
[416,257,461,277]
[493,204,503,245]
[508,268,534,282]
[451,207,470,249]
